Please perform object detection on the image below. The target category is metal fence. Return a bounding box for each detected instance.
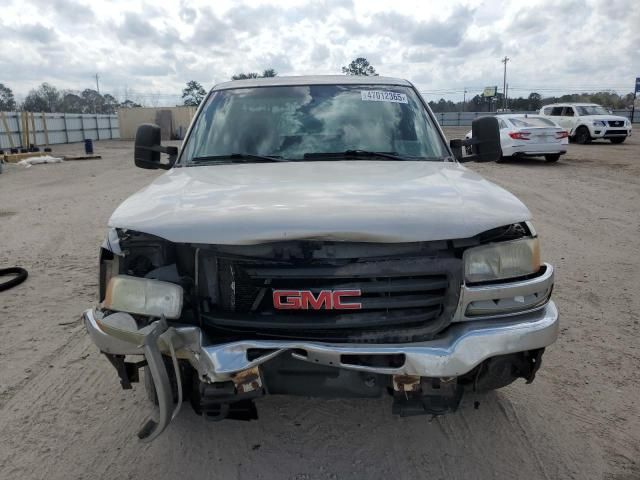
[0,112,119,150]
[432,109,639,127]
[2,109,634,146]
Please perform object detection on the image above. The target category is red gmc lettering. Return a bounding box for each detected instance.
[273,290,302,309]
[301,291,332,309]
[332,290,362,310]
[272,289,362,310]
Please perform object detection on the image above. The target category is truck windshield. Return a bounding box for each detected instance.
[182,84,449,163]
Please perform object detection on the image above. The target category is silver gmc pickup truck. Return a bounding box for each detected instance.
[83,75,558,441]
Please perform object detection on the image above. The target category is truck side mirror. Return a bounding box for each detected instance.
[134,124,178,170]
[450,116,501,163]
[470,116,501,162]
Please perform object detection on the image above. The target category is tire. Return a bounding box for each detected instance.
[545,154,560,162]
[0,267,28,292]
[495,155,508,163]
[610,137,626,144]
[575,126,591,144]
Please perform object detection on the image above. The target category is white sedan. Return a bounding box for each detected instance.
[466,114,569,162]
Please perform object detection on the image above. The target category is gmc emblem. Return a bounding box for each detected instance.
[273,289,362,310]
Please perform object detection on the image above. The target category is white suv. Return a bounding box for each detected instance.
[539,103,632,144]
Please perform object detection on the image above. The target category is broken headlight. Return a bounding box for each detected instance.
[463,237,540,283]
[103,275,183,319]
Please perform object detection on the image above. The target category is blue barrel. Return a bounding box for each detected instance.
[84,139,94,154]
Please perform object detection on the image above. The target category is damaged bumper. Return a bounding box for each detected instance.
[82,264,558,440]
[83,301,558,382]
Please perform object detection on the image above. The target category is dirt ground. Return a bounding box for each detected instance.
[1,130,639,480]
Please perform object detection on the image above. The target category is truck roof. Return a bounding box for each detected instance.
[213,75,412,91]
[544,102,600,107]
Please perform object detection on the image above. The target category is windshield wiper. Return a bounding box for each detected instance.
[303,150,415,161]
[190,153,287,164]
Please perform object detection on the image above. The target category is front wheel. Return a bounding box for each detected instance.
[545,154,560,162]
[575,126,591,144]
[610,137,626,144]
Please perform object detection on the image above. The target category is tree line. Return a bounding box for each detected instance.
[428,91,636,113]
[0,82,141,114]
[1,58,635,113]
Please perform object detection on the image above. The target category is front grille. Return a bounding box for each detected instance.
[203,255,462,342]
[608,120,624,127]
[604,129,627,136]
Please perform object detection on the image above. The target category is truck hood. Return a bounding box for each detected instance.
[109,161,531,244]
[581,114,628,122]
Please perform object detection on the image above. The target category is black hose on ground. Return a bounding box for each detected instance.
[0,267,28,291]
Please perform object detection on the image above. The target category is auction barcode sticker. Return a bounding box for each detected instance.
[361,90,408,103]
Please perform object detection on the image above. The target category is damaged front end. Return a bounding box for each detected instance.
[85,226,558,441]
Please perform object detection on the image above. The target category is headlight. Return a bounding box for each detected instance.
[464,238,540,283]
[103,275,183,319]
[592,120,606,127]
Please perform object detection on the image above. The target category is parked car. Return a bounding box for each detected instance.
[466,114,568,162]
[82,76,558,442]
[539,103,632,144]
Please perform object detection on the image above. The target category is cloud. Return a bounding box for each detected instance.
[0,0,636,104]
[508,8,550,33]
[29,0,95,23]
[114,11,182,49]
[226,4,281,33]
[179,0,197,22]
[260,53,293,74]
[190,8,231,47]
[132,63,177,77]
[11,23,59,43]
[343,6,473,48]
[310,43,330,62]
[116,12,155,42]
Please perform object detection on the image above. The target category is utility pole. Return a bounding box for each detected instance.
[506,83,509,110]
[632,77,639,124]
[462,88,467,112]
[501,56,509,109]
[92,74,100,114]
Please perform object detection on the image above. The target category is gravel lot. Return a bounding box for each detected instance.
[1,129,639,480]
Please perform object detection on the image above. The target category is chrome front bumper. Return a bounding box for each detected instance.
[83,265,558,441]
[83,300,558,381]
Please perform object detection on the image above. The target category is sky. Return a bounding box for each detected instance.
[1,0,638,105]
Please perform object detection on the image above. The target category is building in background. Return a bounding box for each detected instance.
[117,106,196,140]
